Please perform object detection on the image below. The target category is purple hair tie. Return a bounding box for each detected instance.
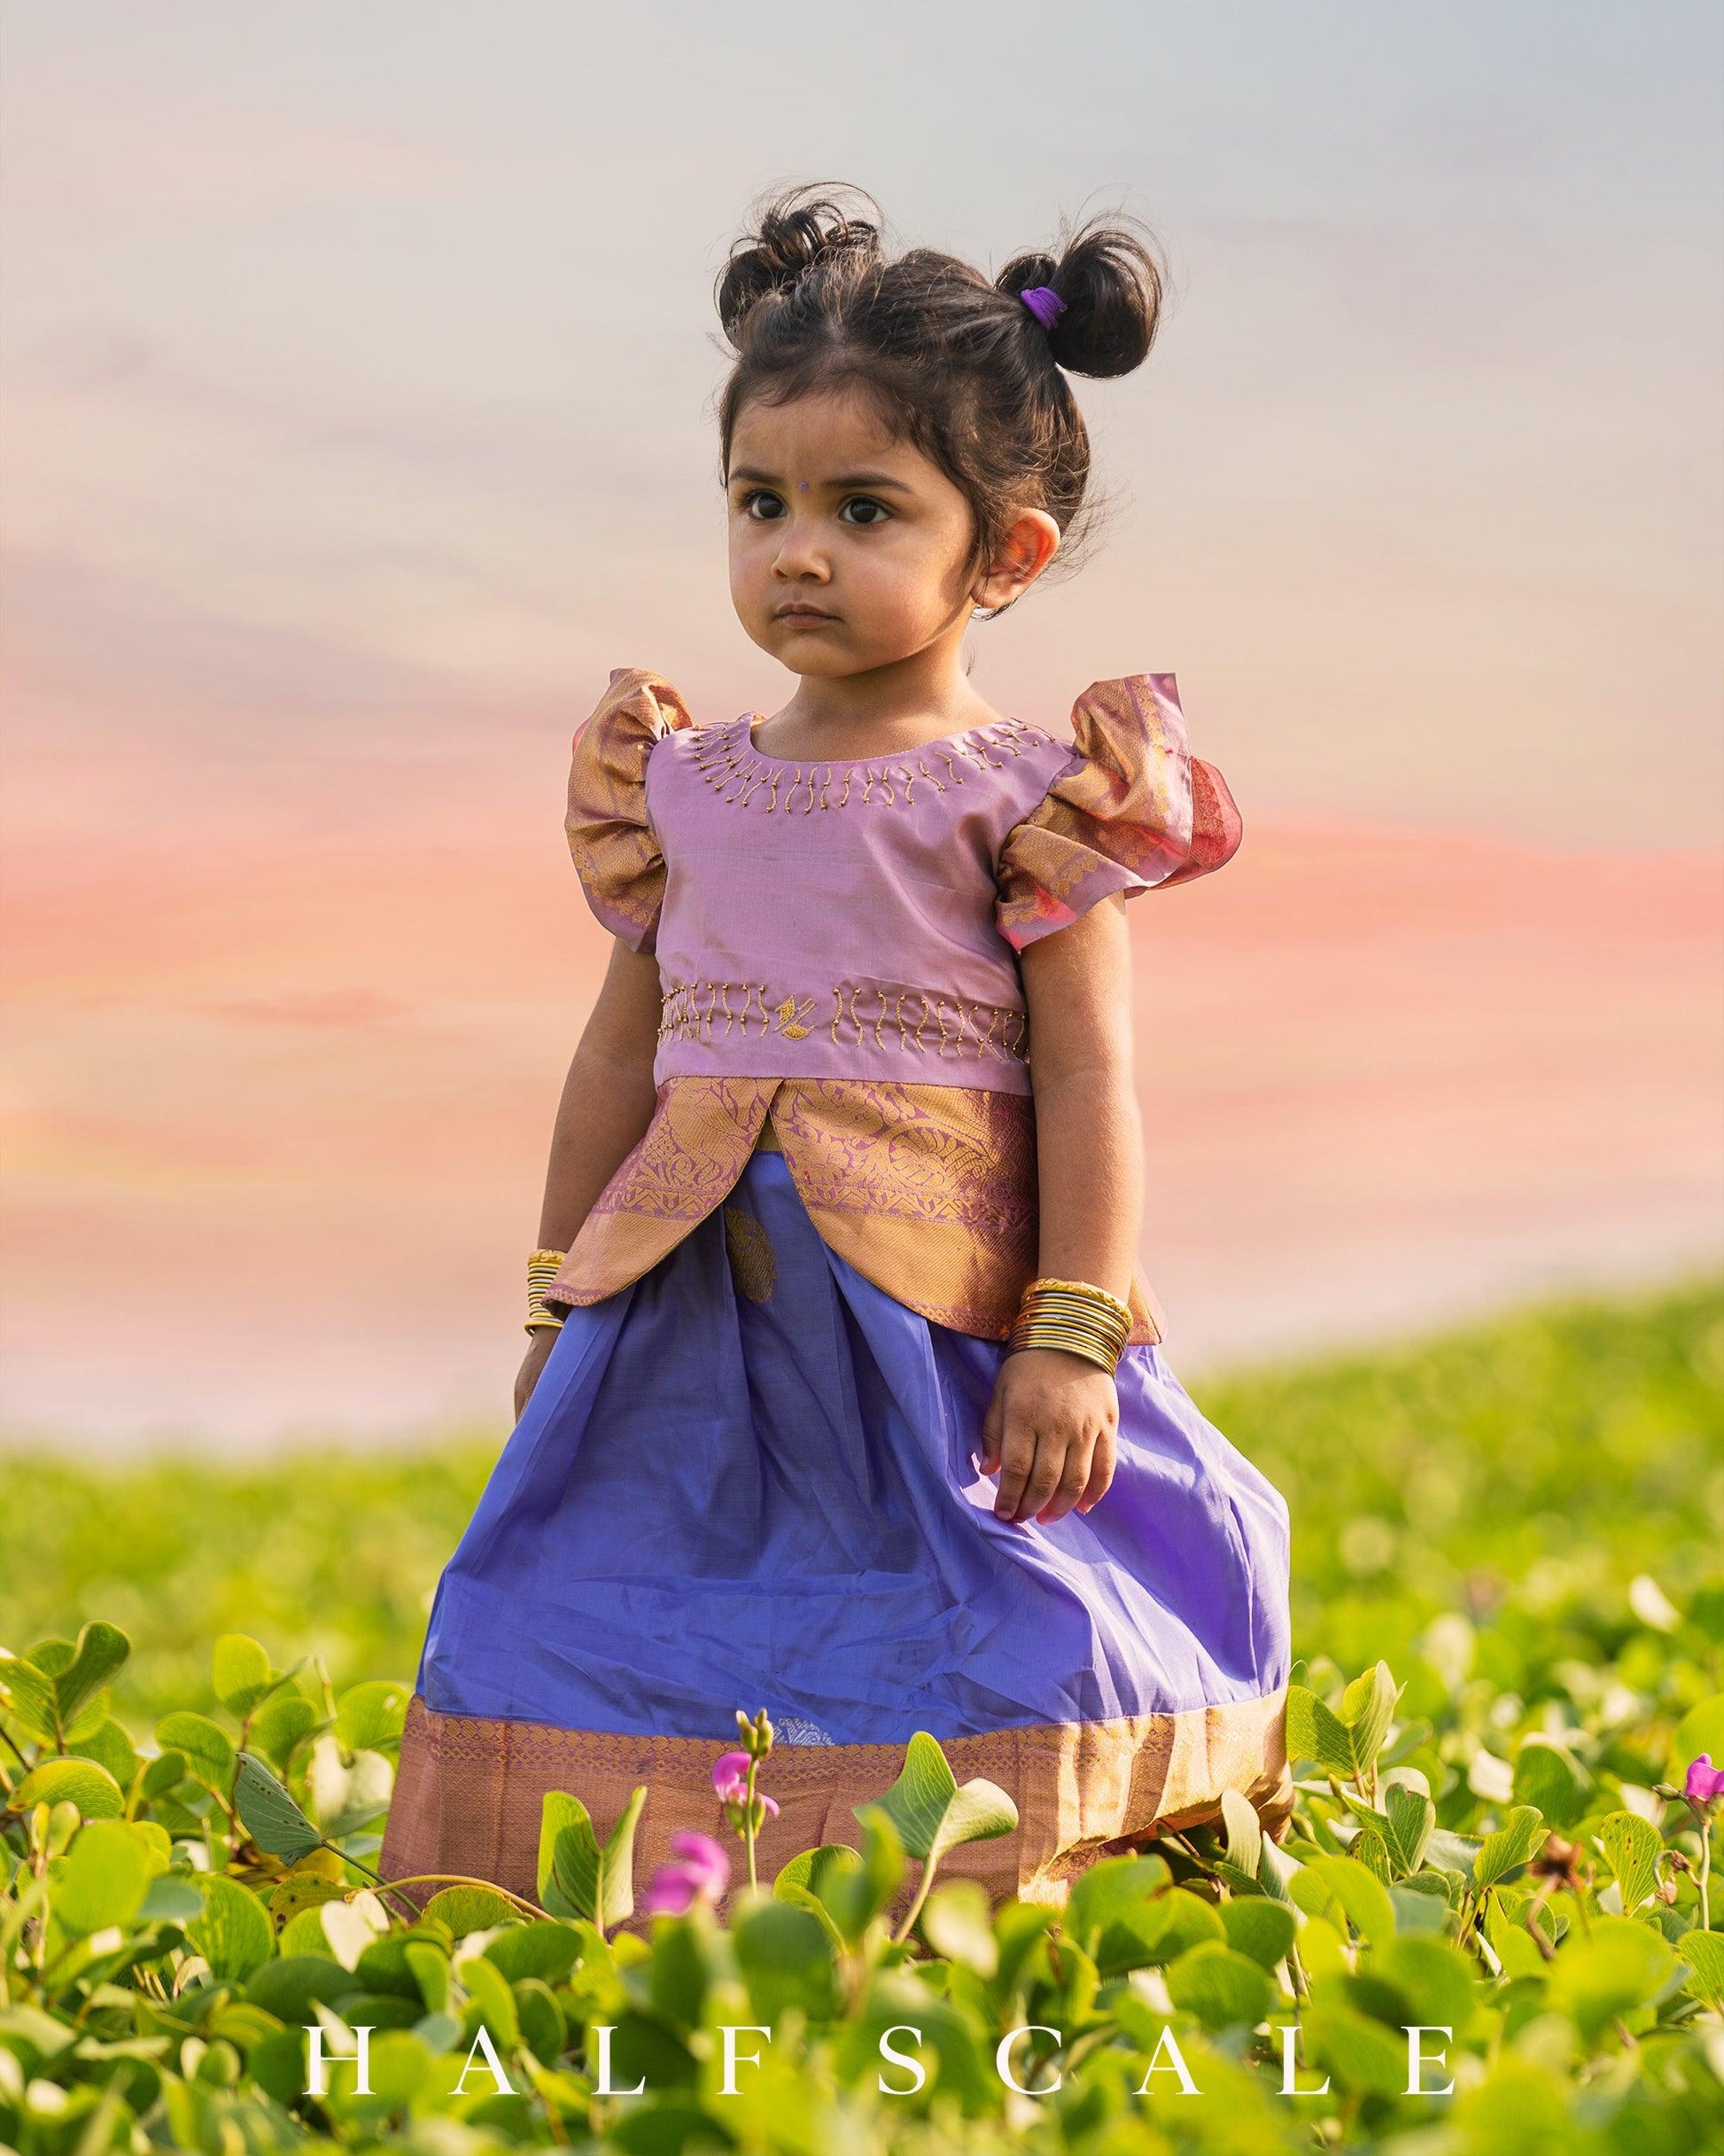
[1019,284,1066,331]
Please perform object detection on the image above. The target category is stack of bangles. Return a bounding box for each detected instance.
[525,1249,569,1335]
[1006,1275,1132,1375]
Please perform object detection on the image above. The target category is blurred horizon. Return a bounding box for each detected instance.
[2,4,1720,1445]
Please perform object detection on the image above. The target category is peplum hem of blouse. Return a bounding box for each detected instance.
[552,665,1245,1344]
[543,1074,1167,1345]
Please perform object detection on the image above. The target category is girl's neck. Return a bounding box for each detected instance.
[757,640,1002,761]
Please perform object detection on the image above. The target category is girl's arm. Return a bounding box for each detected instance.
[979,891,1144,1523]
[515,939,663,1414]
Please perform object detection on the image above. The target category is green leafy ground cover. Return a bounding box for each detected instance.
[2,1273,1721,2151]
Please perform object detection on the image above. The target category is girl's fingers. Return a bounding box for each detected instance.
[1075,1422,1118,1514]
[978,1384,1006,1476]
[1011,1430,1068,1524]
[1036,1432,1098,1523]
[992,1422,1038,1520]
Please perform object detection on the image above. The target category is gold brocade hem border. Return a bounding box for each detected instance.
[379,1690,1291,1927]
[546,1076,1162,1344]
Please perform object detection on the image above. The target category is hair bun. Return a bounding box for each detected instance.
[716,184,884,343]
[998,214,1167,378]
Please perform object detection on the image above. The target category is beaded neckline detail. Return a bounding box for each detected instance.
[691,713,1052,813]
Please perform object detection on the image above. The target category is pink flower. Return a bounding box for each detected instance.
[712,1750,751,1804]
[1684,1754,1724,1807]
[712,1749,780,1819]
[640,1831,731,1917]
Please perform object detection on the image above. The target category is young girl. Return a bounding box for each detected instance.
[381,186,1292,1916]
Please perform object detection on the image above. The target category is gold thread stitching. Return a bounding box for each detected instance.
[691,716,1047,813]
[657,979,1029,1062]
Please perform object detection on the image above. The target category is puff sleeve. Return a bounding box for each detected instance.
[993,673,1242,953]
[564,666,695,953]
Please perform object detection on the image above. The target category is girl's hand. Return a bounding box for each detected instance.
[978,1349,1119,1524]
[514,1327,559,1422]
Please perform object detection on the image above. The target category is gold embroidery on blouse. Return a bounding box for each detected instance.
[722,1203,777,1301]
[689,716,1048,813]
[658,977,1028,1064]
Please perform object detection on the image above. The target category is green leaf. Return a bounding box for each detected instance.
[1340,1662,1399,1772]
[458,1953,518,2051]
[0,1650,59,1741]
[919,1877,999,1975]
[1064,1854,1171,1965]
[233,1750,323,1864]
[513,1978,562,2069]
[539,1791,598,1925]
[537,1786,642,1930]
[335,1680,410,1756]
[52,1821,151,1936]
[733,1897,841,2024]
[140,1873,206,1924]
[1220,1787,1262,1878]
[1383,1784,1436,1877]
[52,1623,131,1733]
[246,1954,362,2023]
[1290,1855,1395,1945]
[862,1729,1018,1866]
[1136,1887,1227,1965]
[1220,1896,1297,1971]
[1512,1740,1589,1830]
[1304,2001,1408,2096]
[596,1785,647,1930]
[156,1711,235,1793]
[1678,1929,1724,2008]
[1547,1915,1677,2043]
[189,1875,275,1983]
[1594,1810,1662,1914]
[1472,1805,1547,1890]
[9,1756,125,1820]
[1363,1934,1479,2033]
[772,1845,855,1950]
[212,1635,276,1718]
[249,1694,319,1772]
[1486,1887,1552,1979]
[1166,1941,1273,2030]
[422,1886,521,1936]
[68,1717,137,1791]
[1672,1694,1724,1783]
[818,1810,905,1943]
[483,1921,579,1986]
[1285,1685,1358,1778]
[1351,1827,1394,1885]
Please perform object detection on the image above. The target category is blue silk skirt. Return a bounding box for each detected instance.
[415,1147,1290,1747]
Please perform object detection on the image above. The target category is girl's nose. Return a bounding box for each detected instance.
[773,518,830,581]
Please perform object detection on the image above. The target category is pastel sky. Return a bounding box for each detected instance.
[2,4,1720,1444]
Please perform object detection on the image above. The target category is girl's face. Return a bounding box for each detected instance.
[725,384,1057,679]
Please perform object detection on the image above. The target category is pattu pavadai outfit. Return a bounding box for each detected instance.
[382,668,1292,1914]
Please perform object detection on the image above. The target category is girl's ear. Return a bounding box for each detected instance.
[971,508,1061,612]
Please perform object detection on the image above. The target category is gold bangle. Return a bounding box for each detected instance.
[1008,1275,1132,1374]
[1006,1323,1122,1375]
[527,1248,570,1335]
[1021,1276,1133,1327]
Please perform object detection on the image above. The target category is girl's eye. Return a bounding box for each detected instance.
[740,490,786,520]
[839,497,891,526]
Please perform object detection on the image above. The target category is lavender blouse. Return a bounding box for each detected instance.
[544,668,1243,1343]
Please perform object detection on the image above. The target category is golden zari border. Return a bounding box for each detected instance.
[379,1689,1292,1932]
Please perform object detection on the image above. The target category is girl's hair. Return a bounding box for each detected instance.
[714,183,1168,595]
